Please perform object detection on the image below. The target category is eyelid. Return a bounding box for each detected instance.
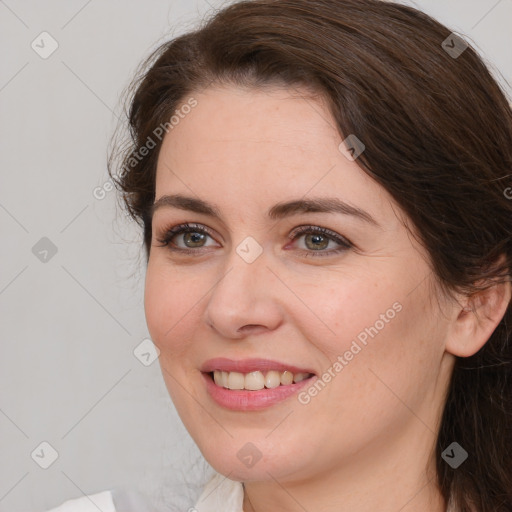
[155,222,219,248]
[155,222,353,257]
[287,224,352,245]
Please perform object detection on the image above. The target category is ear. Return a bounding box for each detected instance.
[445,267,511,358]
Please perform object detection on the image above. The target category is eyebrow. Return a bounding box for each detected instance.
[151,194,380,227]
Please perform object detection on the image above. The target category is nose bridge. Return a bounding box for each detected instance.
[204,237,283,337]
[214,236,269,307]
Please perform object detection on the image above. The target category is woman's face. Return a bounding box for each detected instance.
[145,85,455,483]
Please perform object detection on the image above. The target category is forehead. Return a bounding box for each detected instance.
[158,85,337,169]
[154,85,395,225]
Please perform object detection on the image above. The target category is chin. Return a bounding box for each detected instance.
[199,439,309,482]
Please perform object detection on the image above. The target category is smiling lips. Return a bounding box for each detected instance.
[201,357,316,392]
[213,369,313,390]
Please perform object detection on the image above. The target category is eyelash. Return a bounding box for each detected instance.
[155,222,353,258]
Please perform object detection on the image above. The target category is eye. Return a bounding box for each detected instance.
[155,223,218,253]
[154,222,353,257]
[287,225,353,257]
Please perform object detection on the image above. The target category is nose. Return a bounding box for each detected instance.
[203,246,284,339]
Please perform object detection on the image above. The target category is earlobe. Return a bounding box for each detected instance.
[445,277,511,358]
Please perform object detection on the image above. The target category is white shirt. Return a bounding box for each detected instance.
[45,490,117,512]
[45,472,243,512]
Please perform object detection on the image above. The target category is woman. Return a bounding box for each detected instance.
[48,0,512,511]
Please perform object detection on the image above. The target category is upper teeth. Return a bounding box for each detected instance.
[213,370,311,390]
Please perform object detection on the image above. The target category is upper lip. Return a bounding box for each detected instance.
[200,357,316,375]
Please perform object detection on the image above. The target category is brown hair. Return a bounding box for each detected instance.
[108,1,512,510]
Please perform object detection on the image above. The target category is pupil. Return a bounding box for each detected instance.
[186,232,205,246]
[307,234,327,250]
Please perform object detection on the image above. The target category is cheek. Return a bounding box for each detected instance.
[144,262,201,357]
[305,273,439,392]
[304,275,402,350]
[337,288,441,409]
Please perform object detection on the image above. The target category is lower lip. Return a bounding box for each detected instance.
[202,372,316,411]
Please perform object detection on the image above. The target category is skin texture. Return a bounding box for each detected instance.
[144,85,511,512]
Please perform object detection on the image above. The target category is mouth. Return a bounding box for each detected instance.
[200,358,317,411]
[205,369,315,391]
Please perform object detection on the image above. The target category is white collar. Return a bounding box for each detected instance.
[194,472,245,512]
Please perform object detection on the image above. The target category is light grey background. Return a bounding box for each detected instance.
[0,1,510,511]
